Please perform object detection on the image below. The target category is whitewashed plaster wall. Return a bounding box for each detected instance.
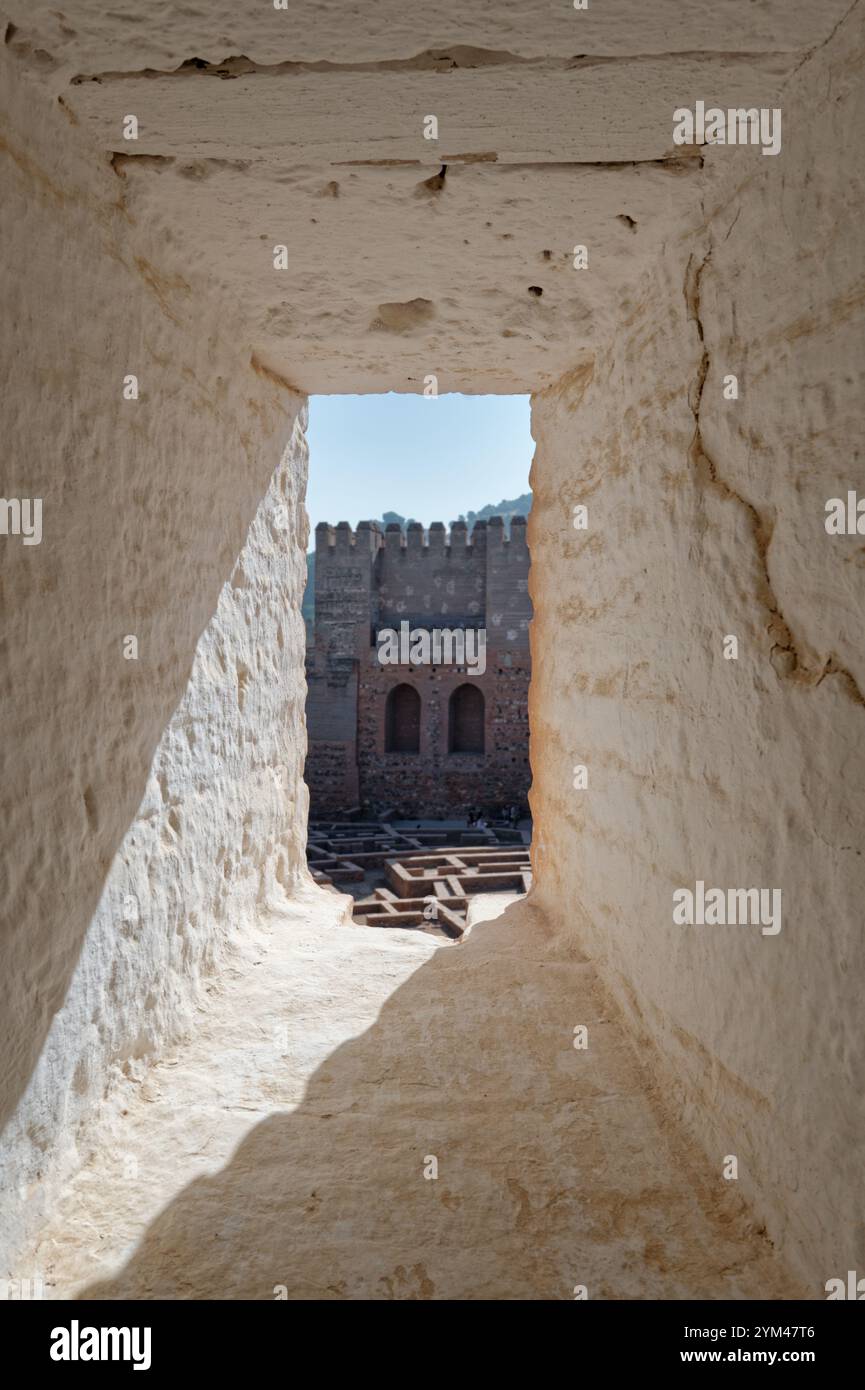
[0,50,309,1274]
[529,10,865,1288]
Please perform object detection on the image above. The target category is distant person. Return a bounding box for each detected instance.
[477,816,488,831]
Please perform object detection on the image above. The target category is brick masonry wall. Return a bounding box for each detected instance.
[356,660,530,817]
[377,520,485,629]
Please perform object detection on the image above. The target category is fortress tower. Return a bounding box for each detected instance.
[304,517,531,817]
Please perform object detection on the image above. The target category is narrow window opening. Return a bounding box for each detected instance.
[303,393,533,935]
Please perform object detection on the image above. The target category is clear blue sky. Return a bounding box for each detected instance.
[306,394,532,545]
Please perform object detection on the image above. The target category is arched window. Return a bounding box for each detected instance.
[448,683,485,754]
[385,683,421,753]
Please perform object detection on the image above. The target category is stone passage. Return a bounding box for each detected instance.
[2,0,863,1305]
[305,517,531,817]
[25,891,803,1301]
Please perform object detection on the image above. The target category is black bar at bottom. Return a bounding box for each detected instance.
[3,1296,858,1375]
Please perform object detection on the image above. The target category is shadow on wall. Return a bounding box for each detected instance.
[77,902,803,1301]
[0,381,302,1247]
[0,40,305,1206]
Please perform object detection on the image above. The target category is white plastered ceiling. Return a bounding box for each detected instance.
[3,0,851,391]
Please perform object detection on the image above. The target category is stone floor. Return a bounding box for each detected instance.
[29,884,804,1300]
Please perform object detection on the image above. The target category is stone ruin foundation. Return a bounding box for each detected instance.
[308,820,532,937]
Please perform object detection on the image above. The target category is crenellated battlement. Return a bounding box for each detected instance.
[314,514,528,558]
